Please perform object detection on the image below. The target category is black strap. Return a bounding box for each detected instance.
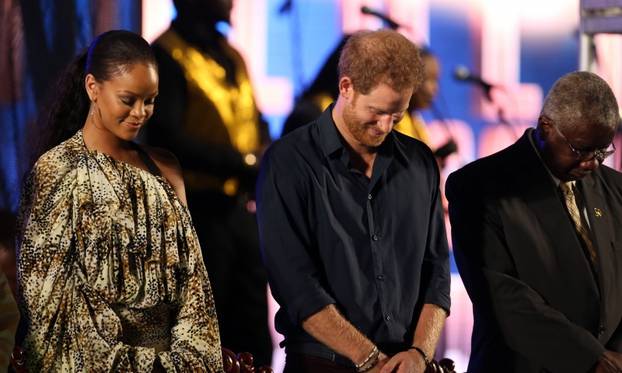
[132,143,162,177]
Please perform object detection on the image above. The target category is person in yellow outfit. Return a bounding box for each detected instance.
[394,48,457,169]
[146,0,273,365]
[393,48,439,144]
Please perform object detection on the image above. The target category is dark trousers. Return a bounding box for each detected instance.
[188,191,272,366]
[284,353,356,373]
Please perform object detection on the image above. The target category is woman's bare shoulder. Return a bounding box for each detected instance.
[143,146,187,205]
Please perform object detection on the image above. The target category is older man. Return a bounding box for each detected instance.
[257,30,450,373]
[447,71,622,372]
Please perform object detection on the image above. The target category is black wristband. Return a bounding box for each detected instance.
[408,346,430,366]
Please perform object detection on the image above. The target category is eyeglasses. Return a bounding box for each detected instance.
[552,124,616,163]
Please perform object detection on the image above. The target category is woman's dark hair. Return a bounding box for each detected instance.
[34,30,157,162]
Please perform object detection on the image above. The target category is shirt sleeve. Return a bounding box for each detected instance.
[18,162,155,371]
[446,171,604,372]
[157,249,223,372]
[420,158,451,313]
[256,145,336,325]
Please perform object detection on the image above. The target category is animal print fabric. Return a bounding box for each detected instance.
[18,130,223,372]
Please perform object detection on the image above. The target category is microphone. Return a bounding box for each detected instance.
[434,139,458,160]
[278,0,292,14]
[453,65,494,100]
[361,6,401,30]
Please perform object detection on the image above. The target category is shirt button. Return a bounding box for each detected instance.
[598,325,606,336]
[376,274,384,281]
[372,234,379,241]
[367,194,373,200]
[385,314,391,321]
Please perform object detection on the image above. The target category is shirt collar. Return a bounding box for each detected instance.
[527,127,562,187]
[317,104,407,163]
[317,104,343,158]
[390,131,411,165]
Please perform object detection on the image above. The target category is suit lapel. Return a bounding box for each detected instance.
[512,132,600,295]
[580,172,614,265]
[580,172,616,340]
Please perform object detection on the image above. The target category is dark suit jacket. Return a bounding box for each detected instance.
[446,129,622,373]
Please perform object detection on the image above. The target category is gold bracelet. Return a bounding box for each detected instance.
[355,345,379,372]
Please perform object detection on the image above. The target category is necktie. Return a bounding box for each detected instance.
[559,182,597,264]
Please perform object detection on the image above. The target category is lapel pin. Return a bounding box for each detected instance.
[594,208,603,218]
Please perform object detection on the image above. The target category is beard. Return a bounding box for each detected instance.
[342,101,388,149]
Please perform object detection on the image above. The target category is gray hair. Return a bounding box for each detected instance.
[540,71,620,130]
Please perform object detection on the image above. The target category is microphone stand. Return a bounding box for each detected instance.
[360,6,410,31]
[477,83,521,141]
[454,67,521,141]
[495,93,523,140]
[429,102,460,167]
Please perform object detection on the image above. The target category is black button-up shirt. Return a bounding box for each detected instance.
[257,106,450,356]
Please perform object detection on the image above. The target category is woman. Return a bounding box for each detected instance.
[18,30,223,372]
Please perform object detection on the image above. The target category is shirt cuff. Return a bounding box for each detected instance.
[289,289,336,325]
